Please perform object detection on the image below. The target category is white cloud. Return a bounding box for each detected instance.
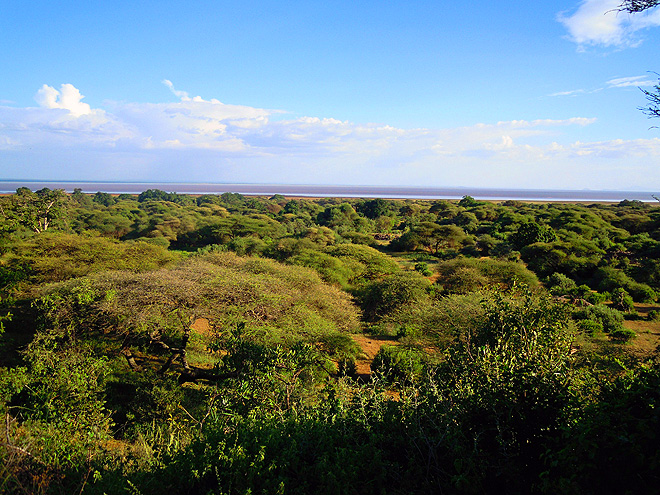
[34,83,94,117]
[162,79,191,101]
[607,75,658,87]
[549,89,588,97]
[558,0,660,48]
[2,82,660,190]
[550,75,657,99]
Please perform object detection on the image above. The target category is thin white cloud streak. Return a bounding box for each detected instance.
[607,75,657,87]
[558,0,660,48]
[549,89,588,97]
[550,75,656,98]
[0,83,659,190]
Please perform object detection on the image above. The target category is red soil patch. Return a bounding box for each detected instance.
[190,317,212,336]
[350,334,399,376]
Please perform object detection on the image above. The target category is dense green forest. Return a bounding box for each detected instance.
[1,187,659,494]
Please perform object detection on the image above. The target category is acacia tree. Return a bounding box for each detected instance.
[1,188,67,233]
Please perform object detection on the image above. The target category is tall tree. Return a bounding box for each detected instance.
[3,188,68,233]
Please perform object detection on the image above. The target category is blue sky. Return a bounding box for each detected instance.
[1,0,660,190]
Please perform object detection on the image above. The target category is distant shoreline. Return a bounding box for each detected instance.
[0,180,656,202]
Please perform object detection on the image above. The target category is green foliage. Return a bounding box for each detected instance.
[317,202,369,234]
[611,287,635,312]
[0,233,178,287]
[137,189,194,205]
[547,272,577,295]
[34,252,361,349]
[574,304,625,334]
[521,240,602,280]
[457,195,480,207]
[435,257,538,294]
[393,222,468,254]
[609,327,637,343]
[584,291,608,305]
[356,198,392,219]
[358,271,431,321]
[93,191,117,206]
[325,244,400,282]
[414,261,433,276]
[4,192,660,494]
[576,319,603,336]
[288,249,355,289]
[592,267,657,302]
[371,344,426,384]
[1,188,68,233]
[426,285,577,492]
[545,364,660,494]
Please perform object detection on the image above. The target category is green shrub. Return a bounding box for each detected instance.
[341,231,377,246]
[288,249,355,289]
[325,244,400,281]
[569,284,593,300]
[609,327,636,343]
[414,262,433,277]
[33,252,362,355]
[574,304,624,334]
[611,287,635,312]
[592,267,656,303]
[435,257,538,294]
[375,293,485,347]
[547,272,577,296]
[371,344,425,384]
[584,291,607,305]
[648,309,660,321]
[577,319,603,336]
[358,271,431,321]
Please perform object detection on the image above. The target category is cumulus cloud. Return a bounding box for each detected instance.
[559,0,660,48]
[2,82,660,190]
[34,83,94,117]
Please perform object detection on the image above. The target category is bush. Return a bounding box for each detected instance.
[648,309,660,321]
[574,304,624,334]
[375,293,485,347]
[414,262,433,277]
[435,257,538,294]
[611,287,635,313]
[592,267,657,303]
[371,344,426,384]
[584,291,607,305]
[288,249,354,289]
[33,252,362,352]
[358,271,431,321]
[609,327,636,343]
[0,233,179,287]
[576,319,603,336]
[325,244,400,281]
[547,272,577,296]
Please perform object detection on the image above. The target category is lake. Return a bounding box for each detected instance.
[0,180,656,202]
